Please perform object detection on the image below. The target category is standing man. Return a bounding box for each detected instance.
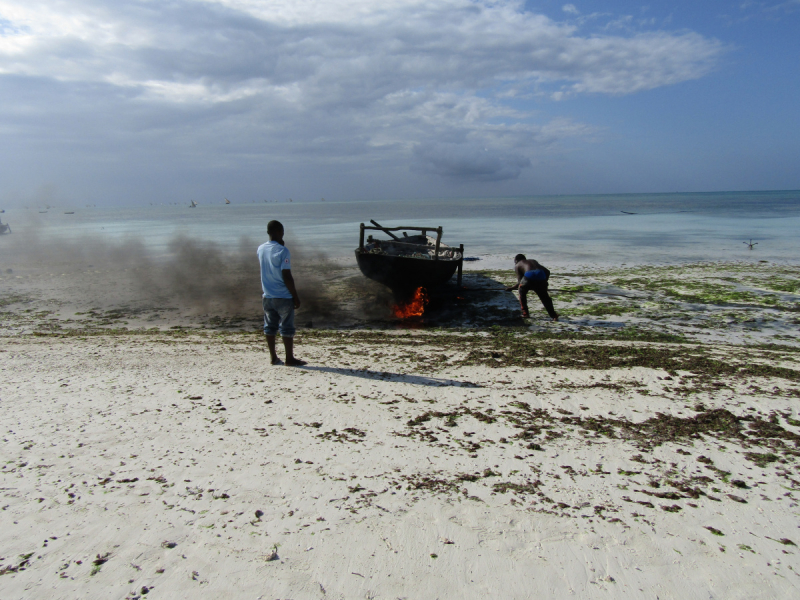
[258,220,306,366]
[506,254,559,321]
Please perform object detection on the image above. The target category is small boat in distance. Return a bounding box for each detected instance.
[189,200,197,208]
[64,211,74,214]
[225,198,231,204]
[0,218,10,234]
[355,220,464,292]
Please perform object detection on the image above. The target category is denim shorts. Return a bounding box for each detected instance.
[262,297,296,338]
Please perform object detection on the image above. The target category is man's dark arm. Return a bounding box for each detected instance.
[282,269,301,309]
[506,265,524,291]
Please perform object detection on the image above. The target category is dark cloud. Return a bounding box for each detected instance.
[412,142,531,181]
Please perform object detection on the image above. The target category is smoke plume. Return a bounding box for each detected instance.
[2,231,393,327]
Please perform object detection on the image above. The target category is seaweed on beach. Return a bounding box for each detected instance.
[316,427,367,443]
[559,409,745,450]
[400,396,800,466]
[460,337,800,382]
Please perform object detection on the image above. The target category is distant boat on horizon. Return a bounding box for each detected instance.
[225,198,231,204]
[189,200,197,208]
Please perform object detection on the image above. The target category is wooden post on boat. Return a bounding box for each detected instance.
[457,244,464,287]
[359,223,365,250]
[434,226,442,260]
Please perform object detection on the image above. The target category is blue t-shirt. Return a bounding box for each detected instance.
[258,241,293,298]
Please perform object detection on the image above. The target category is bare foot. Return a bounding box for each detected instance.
[285,358,307,367]
[271,358,284,365]
[552,313,559,322]
[521,311,530,318]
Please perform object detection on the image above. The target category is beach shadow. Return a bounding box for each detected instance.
[416,273,523,327]
[299,365,482,388]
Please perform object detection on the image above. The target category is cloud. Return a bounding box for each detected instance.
[0,0,727,194]
[412,142,531,181]
[562,4,580,15]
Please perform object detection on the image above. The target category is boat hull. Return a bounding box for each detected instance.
[355,251,459,292]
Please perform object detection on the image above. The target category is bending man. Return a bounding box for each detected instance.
[506,254,559,321]
[258,220,306,366]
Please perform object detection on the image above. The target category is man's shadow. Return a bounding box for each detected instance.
[299,365,482,388]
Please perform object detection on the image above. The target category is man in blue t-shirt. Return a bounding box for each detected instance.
[257,220,306,366]
[506,254,559,321]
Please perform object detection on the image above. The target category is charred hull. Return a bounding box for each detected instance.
[355,251,459,292]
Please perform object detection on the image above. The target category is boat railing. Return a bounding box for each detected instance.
[360,223,446,258]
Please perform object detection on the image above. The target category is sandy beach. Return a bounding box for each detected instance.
[2,244,800,598]
[2,269,800,598]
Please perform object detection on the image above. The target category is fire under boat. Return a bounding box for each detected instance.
[355,220,464,293]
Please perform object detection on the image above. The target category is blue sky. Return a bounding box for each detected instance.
[0,0,798,206]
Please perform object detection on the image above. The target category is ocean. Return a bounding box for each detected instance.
[4,190,799,267]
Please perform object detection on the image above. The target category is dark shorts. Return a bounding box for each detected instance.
[262,297,295,338]
[519,277,548,294]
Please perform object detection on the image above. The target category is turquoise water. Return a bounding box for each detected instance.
[4,191,799,266]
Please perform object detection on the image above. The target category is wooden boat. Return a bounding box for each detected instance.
[0,219,10,234]
[355,220,464,292]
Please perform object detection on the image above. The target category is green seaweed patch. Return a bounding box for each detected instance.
[567,303,629,317]
[462,339,800,382]
[759,277,800,294]
[611,277,781,307]
[743,452,780,467]
[558,284,603,294]
[0,293,36,308]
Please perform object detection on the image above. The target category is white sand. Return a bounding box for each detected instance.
[2,331,799,599]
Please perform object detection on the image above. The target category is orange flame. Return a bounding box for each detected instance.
[392,287,428,318]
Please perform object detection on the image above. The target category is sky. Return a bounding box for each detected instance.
[1,0,798,206]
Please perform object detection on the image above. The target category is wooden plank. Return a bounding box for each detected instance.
[361,225,440,233]
[369,220,400,240]
[371,240,434,249]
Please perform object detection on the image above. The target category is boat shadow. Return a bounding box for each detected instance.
[298,365,483,388]
[420,273,524,327]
